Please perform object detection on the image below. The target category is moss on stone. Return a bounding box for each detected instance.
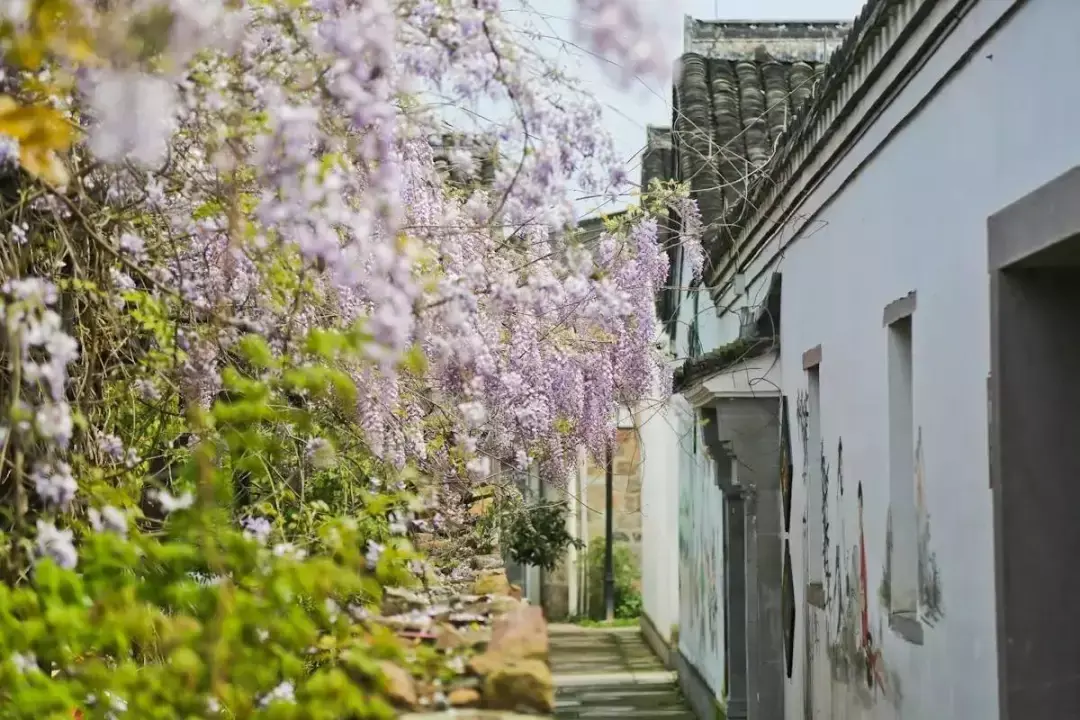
[672,335,777,392]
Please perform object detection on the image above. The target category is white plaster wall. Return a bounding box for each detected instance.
[671,275,741,362]
[662,248,772,695]
[637,397,683,642]
[762,2,1080,718]
[675,392,727,698]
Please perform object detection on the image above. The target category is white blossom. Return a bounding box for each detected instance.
[34,520,77,570]
[89,505,128,537]
[153,489,195,513]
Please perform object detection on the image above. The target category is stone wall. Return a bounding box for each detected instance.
[584,428,643,556]
[383,484,553,718]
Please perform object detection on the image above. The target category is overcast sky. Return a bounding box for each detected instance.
[505,0,866,219]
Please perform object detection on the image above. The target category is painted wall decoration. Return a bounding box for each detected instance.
[783,540,795,678]
[780,395,794,532]
[826,479,903,709]
[796,390,810,527]
[678,425,726,696]
[793,382,952,715]
[915,427,943,623]
[795,430,906,716]
[878,426,943,626]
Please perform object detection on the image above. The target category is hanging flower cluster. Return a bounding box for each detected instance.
[0,7,697,708]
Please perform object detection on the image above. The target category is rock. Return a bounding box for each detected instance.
[480,659,554,713]
[471,554,503,571]
[488,605,547,662]
[380,611,434,633]
[435,623,467,651]
[472,569,510,596]
[458,627,492,649]
[400,712,543,719]
[448,687,481,706]
[487,595,522,615]
[449,612,488,626]
[466,651,501,677]
[508,584,522,600]
[378,661,418,709]
[382,587,430,616]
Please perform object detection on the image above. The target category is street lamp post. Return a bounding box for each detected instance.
[603,442,615,621]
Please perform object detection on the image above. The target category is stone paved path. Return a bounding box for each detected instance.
[550,624,695,720]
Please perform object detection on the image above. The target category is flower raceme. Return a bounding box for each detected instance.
[0,5,701,709]
[0,0,700,489]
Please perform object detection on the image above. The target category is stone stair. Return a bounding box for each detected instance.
[549,625,694,720]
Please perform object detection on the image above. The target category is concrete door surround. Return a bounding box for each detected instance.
[988,164,1080,720]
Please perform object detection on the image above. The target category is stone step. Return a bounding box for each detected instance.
[558,689,684,705]
[557,708,696,720]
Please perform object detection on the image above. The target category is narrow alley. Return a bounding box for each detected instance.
[550,625,694,720]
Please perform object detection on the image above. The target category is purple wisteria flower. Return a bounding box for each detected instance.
[34,520,77,570]
[387,511,407,536]
[89,505,128,537]
[0,134,19,171]
[242,516,272,544]
[304,437,335,469]
[365,539,384,570]
[272,542,307,560]
[31,461,76,509]
[97,433,124,462]
[88,70,177,168]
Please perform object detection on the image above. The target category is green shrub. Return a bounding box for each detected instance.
[0,325,423,717]
[503,500,583,572]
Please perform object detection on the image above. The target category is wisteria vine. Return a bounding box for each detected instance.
[0,0,699,712]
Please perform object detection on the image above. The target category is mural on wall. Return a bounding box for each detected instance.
[791,370,952,717]
[678,430,726,695]
[827,478,902,708]
[915,428,943,623]
[787,428,903,714]
[781,395,794,532]
[796,390,809,522]
[783,540,796,678]
[793,386,914,712]
[822,444,833,606]
[878,426,944,625]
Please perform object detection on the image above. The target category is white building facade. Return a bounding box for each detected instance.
[643,1,1080,719]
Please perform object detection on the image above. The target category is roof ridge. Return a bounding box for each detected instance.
[713,0,913,264]
[684,15,850,63]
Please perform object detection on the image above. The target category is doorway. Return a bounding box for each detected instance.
[989,166,1080,720]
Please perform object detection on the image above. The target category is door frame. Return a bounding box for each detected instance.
[988,165,1080,720]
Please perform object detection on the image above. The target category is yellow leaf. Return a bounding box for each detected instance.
[0,96,76,186]
[20,145,69,187]
[0,97,77,148]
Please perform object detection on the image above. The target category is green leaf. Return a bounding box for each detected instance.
[238,334,277,370]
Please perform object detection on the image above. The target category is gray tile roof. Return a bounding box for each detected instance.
[648,19,850,250]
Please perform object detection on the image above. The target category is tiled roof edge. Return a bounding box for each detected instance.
[716,0,936,270]
[685,16,851,61]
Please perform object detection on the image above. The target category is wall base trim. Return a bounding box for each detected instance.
[639,612,672,668]
[673,648,730,720]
